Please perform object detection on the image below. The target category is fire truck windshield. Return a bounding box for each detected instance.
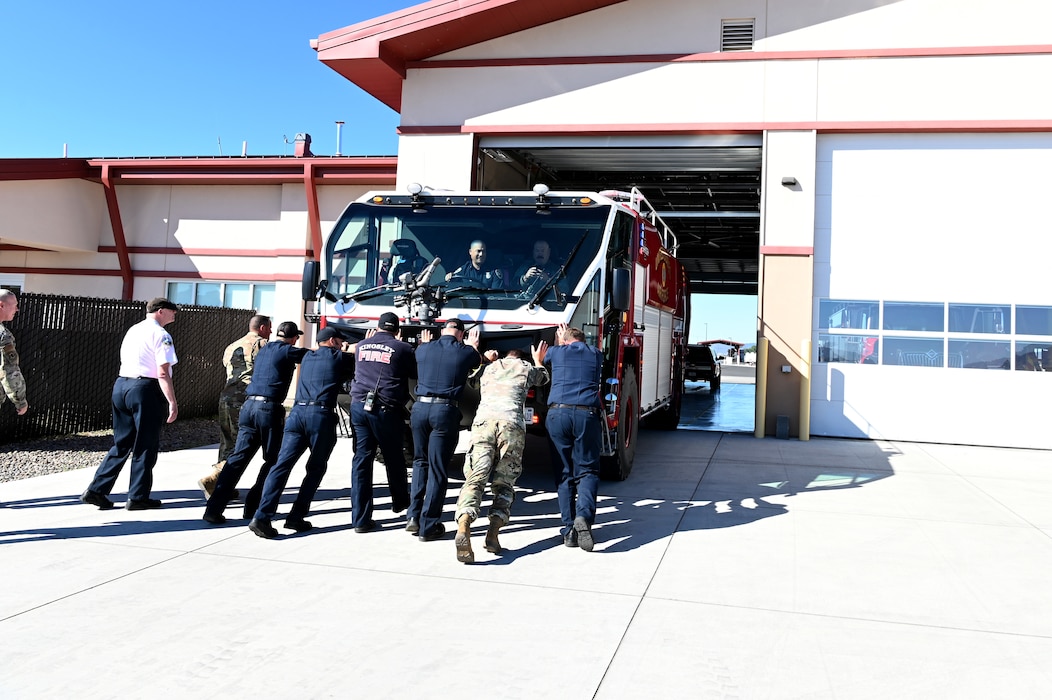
[323,201,610,311]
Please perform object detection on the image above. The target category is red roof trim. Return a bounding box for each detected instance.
[398,119,1052,135]
[315,0,627,111]
[407,44,1052,69]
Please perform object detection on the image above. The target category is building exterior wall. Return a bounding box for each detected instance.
[0,177,390,335]
[384,0,1052,447]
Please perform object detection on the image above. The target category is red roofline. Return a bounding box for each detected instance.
[313,0,627,111]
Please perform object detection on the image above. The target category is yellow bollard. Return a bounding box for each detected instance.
[754,337,769,439]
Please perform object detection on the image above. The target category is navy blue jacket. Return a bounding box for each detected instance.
[448,261,505,289]
[295,346,354,406]
[414,335,481,400]
[351,330,417,406]
[244,342,309,400]
[544,341,603,408]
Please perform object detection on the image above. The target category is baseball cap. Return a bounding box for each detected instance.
[146,297,179,313]
[444,318,466,332]
[378,312,400,332]
[276,321,304,339]
[317,327,346,343]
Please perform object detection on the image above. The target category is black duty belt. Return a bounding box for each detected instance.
[247,395,276,403]
[418,396,459,408]
[549,403,600,414]
[121,376,157,380]
[296,401,334,409]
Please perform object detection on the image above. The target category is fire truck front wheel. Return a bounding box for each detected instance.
[600,366,638,481]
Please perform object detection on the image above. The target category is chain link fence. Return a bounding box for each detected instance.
[0,293,255,444]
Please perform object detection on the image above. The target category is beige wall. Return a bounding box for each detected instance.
[758,254,814,437]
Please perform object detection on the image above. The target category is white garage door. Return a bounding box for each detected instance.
[810,133,1052,449]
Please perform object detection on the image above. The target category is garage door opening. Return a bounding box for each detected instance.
[477,136,761,432]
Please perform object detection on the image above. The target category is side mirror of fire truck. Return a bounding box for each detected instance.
[302,260,320,301]
[611,268,631,312]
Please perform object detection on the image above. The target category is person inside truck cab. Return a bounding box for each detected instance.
[445,239,505,289]
[379,239,427,285]
[513,239,565,294]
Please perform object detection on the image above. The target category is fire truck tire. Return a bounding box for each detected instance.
[600,366,638,481]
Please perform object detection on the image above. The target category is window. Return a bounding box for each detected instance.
[167,281,275,316]
[819,299,879,330]
[883,302,944,332]
[948,304,1009,334]
[1016,306,1052,336]
[815,298,1047,372]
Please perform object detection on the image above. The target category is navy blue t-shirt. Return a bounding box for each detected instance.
[544,341,603,408]
[295,346,354,405]
[414,335,481,400]
[351,330,417,405]
[244,342,309,400]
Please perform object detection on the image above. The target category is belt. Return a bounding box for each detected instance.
[120,376,156,381]
[247,395,276,403]
[549,403,600,414]
[296,401,334,409]
[417,396,459,408]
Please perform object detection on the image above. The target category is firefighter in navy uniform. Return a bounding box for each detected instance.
[248,327,354,538]
[202,321,308,524]
[544,323,604,552]
[407,318,483,541]
[349,312,417,533]
[444,239,504,289]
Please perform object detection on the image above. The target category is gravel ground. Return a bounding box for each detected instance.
[0,418,221,483]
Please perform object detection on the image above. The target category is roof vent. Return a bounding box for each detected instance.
[721,19,754,52]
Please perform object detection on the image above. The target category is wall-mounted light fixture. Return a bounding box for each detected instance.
[781,176,798,187]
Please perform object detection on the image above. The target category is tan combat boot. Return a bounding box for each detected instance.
[455,514,475,564]
[197,461,225,499]
[484,515,502,554]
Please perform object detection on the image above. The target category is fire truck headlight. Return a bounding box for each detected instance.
[407,182,423,195]
[532,183,549,196]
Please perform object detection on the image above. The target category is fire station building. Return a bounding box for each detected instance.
[3,0,1051,448]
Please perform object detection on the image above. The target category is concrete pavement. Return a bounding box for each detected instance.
[2,430,1052,698]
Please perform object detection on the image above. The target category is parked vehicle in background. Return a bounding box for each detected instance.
[685,344,721,390]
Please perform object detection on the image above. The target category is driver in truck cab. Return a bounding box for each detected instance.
[445,239,505,289]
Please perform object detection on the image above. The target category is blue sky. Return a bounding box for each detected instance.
[2,1,759,344]
[0,1,411,158]
[690,294,757,348]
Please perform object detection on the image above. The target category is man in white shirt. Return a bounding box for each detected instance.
[81,297,180,510]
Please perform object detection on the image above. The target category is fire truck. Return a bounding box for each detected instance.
[302,184,689,480]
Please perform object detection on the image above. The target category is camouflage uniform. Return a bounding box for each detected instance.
[455,357,549,525]
[0,322,27,413]
[216,331,268,463]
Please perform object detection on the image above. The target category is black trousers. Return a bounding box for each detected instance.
[205,400,286,518]
[88,377,166,501]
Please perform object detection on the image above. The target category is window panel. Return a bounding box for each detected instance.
[883,302,944,332]
[224,284,251,310]
[883,337,946,367]
[948,304,1009,334]
[948,339,1010,370]
[167,282,195,306]
[253,285,275,316]
[1016,306,1052,336]
[1015,342,1052,371]
[195,283,222,308]
[818,299,879,330]
[817,334,878,364]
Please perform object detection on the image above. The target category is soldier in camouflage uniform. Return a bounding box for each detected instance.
[454,342,549,563]
[0,289,28,416]
[197,314,272,497]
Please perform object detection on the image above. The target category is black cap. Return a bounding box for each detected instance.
[378,312,399,332]
[147,297,179,313]
[276,321,303,339]
[444,318,466,332]
[317,327,346,343]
